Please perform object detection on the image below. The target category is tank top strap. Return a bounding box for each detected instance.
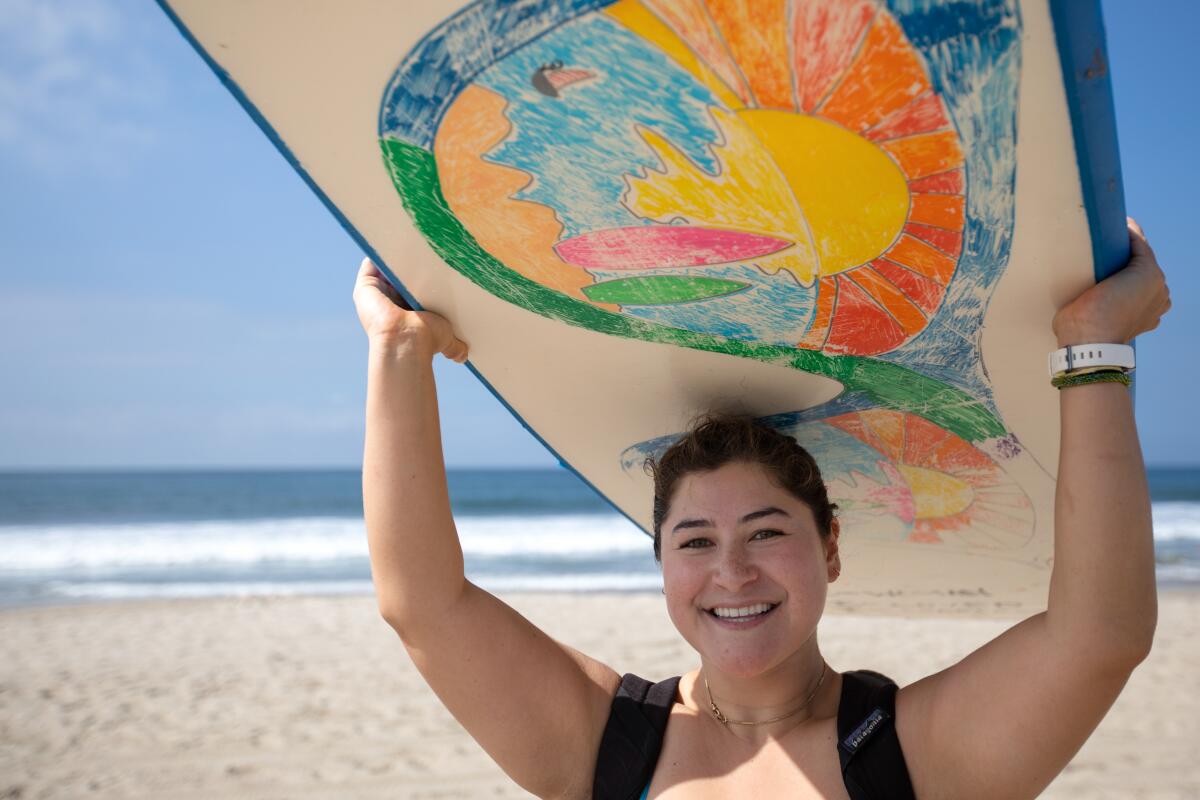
[836,670,916,800]
[592,672,681,800]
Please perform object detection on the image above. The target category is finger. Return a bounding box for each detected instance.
[356,256,379,283]
[414,310,460,349]
[446,338,469,363]
[357,259,415,311]
[354,275,394,303]
[1127,218,1155,258]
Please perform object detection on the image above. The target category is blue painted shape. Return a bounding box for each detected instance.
[1047,0,1130,282]
[474,14,726,237]
[379,0,615,149]
[785,421,894,488]
[621,408,888,486]
[889,0,1015,53]
[620,410,914,539]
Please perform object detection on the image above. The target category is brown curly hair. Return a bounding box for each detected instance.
[644,413,837,563]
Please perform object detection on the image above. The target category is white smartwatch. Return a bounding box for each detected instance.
[1047,343,1135,377]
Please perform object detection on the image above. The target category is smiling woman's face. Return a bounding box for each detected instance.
[659,460,840,677]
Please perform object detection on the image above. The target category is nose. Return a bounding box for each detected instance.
[713,544,759,590]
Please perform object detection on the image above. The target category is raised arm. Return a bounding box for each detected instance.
[896,219,1170,800]
[1046,217,1167,657]
[352,258,620,799]
[354,257,468,623]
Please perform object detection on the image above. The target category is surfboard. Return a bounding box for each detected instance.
[158,0,1128,616]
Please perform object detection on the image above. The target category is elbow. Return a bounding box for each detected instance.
[377,603,427,649]
[376,595,429,635]
[377,600,404,632]
[374,581,468,639]
[1127,595,1159,665]
[1112,636,1154,677]
[1128,620,1157,665]
[1054,611,1156,672]
[1102,621,1157,672]
[375,589,410,632]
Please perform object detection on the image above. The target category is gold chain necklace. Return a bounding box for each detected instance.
[704,662,828,726]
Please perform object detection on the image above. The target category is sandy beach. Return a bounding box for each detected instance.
[2,589,1196,799]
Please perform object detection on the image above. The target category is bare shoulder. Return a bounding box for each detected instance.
[397,581,623,799]
[893,612,1145,800]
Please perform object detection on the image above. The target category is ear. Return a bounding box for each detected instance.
[825,518,841,582]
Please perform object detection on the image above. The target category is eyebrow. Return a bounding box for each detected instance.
[670,506,790,537]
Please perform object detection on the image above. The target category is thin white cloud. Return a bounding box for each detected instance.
[0,0,164,175]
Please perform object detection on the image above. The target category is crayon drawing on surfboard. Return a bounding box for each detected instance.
[157,0,1123,614]
[379,2,1034,571]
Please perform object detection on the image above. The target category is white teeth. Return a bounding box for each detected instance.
[711,603,776,619]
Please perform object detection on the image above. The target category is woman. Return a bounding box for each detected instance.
[352,218,1168,799]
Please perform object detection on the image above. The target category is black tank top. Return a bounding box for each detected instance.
[592,669,916,800]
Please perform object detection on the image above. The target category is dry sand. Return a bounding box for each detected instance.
[2,589,1196,799]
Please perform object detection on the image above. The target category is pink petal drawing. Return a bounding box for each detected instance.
[554,226,793,270]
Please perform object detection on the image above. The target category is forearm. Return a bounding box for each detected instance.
[1047,381,1156,658]
[362,339,465,626]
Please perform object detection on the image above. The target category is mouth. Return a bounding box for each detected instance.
[705,602,780,625]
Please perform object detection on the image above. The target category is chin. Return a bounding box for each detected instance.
[709,651,784,678]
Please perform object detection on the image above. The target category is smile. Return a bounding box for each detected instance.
[706,602,779,628]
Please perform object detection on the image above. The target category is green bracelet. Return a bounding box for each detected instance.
[1051,370,1132,390]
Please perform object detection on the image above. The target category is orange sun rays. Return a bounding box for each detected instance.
[617,0,968,355]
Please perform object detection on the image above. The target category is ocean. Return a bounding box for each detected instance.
[0,467,1197,607]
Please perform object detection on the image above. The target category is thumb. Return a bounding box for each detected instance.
[415,310,469,364]
[1127,217,1154,259]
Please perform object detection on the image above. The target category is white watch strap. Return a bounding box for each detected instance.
[1047,343,1134,377]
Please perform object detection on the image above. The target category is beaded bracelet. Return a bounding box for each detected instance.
[1051,369,1132,390]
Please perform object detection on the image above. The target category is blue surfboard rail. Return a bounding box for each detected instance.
[1048,0,1129,281]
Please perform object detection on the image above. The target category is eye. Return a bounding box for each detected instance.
[754,529,784,540]
[680,537,711,549]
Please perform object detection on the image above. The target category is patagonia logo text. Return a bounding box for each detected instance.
[840,708,889,755]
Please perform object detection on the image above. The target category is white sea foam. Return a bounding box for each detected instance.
[45,579,377,600]
[41,572,664,601]
[0,514,651,573]
[1,503,1197,574]
[1157,564,1200,583]
[2,504,1196,606]
[1150,502,1200,542]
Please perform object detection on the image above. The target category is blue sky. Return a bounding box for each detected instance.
[0,0,1196,469]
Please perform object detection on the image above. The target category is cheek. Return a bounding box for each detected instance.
[660,560,706,618]
[782,544,824,573]
[661,557,702,597]
[661,569,711,651]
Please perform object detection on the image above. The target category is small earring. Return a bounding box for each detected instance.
[661,587,666,594]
